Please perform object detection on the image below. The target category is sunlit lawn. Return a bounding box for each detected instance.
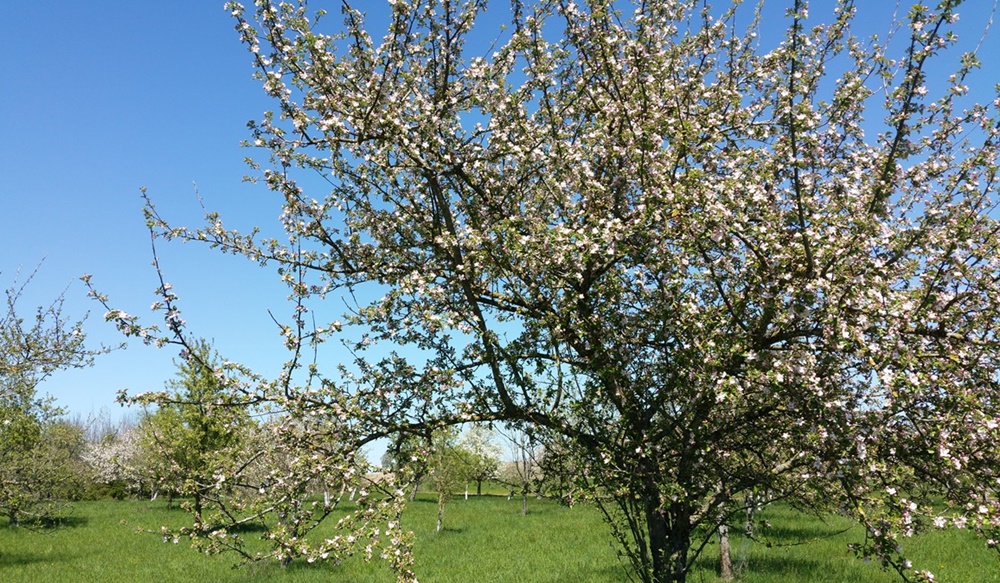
[717,505,1000,583]
[1,492,997,582]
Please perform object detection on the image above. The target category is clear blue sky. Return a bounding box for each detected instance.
[2,1,292,421]
[2,1,997,423]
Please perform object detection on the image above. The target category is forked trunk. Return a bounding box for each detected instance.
[642,487,693,583]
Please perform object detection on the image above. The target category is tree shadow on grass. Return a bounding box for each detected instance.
[2,514,89,530]
[0,549,81,569]
[223,521,268,535]
[689,516,857,551]
[742,554,879,582]
[0,552,50,569]
[755,520,857,545]
[688,541,885,583]
[37,514,89,529]
[242,555,393,582]
[688,552,828,581]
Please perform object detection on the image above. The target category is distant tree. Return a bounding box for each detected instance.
[138,339,250,518]
[458,424,501,496]
[82,421,148,499]
[499,425,544,516]
[536,432,581,507]
[0,414,89,525]
[40,419,89,498]
[0,268,103,525]
[427,428,471,532]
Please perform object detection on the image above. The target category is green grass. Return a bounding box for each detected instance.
[1,495,997,582]
[708,505,1000,583]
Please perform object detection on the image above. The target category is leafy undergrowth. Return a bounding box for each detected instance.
[0,495,997,582]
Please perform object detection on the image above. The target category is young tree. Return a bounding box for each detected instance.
[99,1,1000,581]
[458,424,501,496]
[535,431,580,507]
[138,340,251,517]
[499,424,543,516]
[1,269,103,525]
[427,428,471,532]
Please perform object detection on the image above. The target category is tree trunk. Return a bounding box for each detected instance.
[476,479,482,496]
[642,488,693,583]
[193,492,203,522]
[719,523,733,581]
[645,499,669,583]
[436,491,445,532]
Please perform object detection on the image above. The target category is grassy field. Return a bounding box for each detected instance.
[1,494,997,582]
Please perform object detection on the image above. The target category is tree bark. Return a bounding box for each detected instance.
[436,491,445,532]
[193,492,203,523]
[642,483,693,583]
[645,499,669,583]
[719,523,734,581]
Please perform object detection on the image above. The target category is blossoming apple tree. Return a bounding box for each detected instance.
[2,269,104,526]
[96,0,1000,581]
[458,423,501,496]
